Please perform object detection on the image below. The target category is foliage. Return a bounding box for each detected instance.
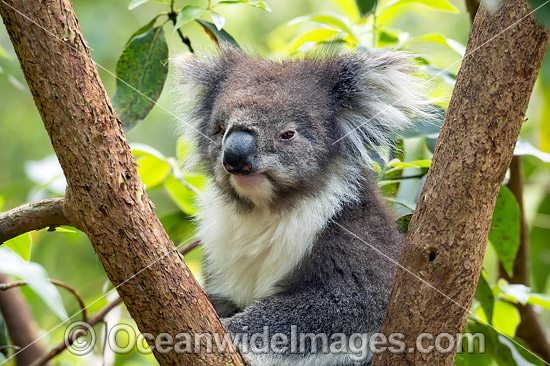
[0,0,549,365]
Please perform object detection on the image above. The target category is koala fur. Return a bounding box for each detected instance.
[174,48,426,366]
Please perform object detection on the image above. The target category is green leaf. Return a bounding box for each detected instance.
[386,159,431,174]
[137,155,171,188]
[356,0,377,16]
[210,11,226,30]
[0,44,8,59]
[422,65,456,86]
[125,17,158,46]
[378,29,400,47]
[498,283,531,305]
[4,232,32,261]
[529,0,550,29]
[217,0,272,12]
[0,317,8,358]
[409,33,465,56]
[112,27,168,131]
[514,140,550,162]
[531,194,550,292]
[381,0,459,14]
[164,175,205,215]
[195,19,239,48]
[492,301,520,337]
[396,213,412,234]
[288,13,358,43]
[0,247,68,320]
[285,29,343,54]
[399,104,445,138]
[128,0,149,10]
[131,142,167,160]
[474,270,494,324]
[489,186,520,278]
[0,194,4,210]
[174,5,206,31]
[527,293,550,309]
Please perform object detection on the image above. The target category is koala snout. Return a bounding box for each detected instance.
[222,130,255,175]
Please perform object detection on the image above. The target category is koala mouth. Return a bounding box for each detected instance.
[231,173,267,190]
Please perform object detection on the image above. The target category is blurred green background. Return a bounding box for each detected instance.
[0,0,549,364]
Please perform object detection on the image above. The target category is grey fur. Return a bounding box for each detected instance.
[174,48,426,365]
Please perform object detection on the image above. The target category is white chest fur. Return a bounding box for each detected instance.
[195,174,358,309]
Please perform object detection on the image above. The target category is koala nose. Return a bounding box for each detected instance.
[222,130,255,175]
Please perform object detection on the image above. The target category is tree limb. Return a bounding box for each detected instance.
[0,198,69,243]
[374,0,549,364]
[0,273,47,366]
[0,1,241,365]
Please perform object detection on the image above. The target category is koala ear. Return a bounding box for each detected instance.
[330,50,429,165]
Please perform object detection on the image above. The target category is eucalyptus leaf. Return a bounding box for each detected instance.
[399,104,445,138]
[112,27,168,131]
[0,317,7,358]
[474,270,494,324]
[529,0,550,29]
[531,194,550,292]
[210,11,226,30]
[381,0,459,14]
[356,0,377,16]
[3,232,31,261]
[131,142,167,160]
[195,19,239,48]
[396,213,412,234]
[174,5,206,31]
[164,174,205,215]
[125,17,158,46]
[514,140,550,162]
[288,13,358,42]
[128,0,149,10]
[489,186,520,278]
[217,0,272,11]
[0,247,68,321]
[137,155,171,188]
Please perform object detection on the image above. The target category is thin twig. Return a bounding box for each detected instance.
[0,279,88,323]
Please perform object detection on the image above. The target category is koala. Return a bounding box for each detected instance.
[174,48,426,366]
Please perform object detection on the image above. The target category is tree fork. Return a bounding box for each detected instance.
[374,0,549,365]
[0,1,242,365]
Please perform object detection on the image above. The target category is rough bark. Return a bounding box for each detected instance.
[373,0,549,365]
[0,1,242,365]
[0,274,47,366]
[498,157,550,362]
[0,198,69,243]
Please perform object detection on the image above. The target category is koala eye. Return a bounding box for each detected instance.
[277,129,297,142]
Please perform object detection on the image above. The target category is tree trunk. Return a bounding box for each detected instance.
[373,0,549,365]
[0,1,242,365]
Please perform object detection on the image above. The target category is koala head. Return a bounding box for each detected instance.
[174,48,426,212]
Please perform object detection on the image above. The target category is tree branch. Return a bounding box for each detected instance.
[374,0,549,364]
[0,198,70,243]
[0,273,47,365]
[0,1,241,365]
